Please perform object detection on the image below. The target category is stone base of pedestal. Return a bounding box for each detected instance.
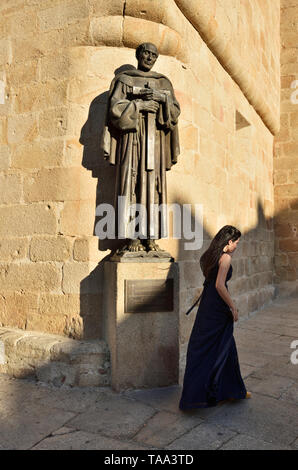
[104,260,179,392]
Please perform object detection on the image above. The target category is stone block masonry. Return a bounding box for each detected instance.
[274,0,298,296]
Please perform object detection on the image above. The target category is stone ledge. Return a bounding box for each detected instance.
[0,327,110,387]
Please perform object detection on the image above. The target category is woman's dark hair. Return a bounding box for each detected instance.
[200,225,241,279]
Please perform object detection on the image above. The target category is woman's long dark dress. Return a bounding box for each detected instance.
[179,263,247,409]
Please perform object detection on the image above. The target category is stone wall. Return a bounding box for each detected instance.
[0,1,280,351]
[274,0,298,296]
[174,0,281,135]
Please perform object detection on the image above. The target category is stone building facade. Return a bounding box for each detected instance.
[274,0,298,296]
[0,0,295,383]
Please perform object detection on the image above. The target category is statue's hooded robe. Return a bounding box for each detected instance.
[102,68,180,240]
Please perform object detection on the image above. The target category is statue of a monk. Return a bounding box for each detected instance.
[103,43,180,254]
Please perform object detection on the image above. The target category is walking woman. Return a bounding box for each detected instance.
[179,225,251,409]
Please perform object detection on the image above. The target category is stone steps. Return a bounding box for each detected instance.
[0,327,110,387]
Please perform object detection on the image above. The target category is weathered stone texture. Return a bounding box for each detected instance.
[29,236,72,262]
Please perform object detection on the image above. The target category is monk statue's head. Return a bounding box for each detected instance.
[136,43,159,72]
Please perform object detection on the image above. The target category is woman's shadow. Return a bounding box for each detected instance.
[79,64,135,338]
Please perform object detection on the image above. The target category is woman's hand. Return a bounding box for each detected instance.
[230,306,239,322]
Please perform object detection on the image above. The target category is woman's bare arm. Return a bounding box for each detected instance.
[215,254,238,320]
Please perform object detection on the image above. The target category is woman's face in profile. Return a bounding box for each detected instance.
[228,238,240,253]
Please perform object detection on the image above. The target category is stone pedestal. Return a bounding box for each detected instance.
[104,260,179,392]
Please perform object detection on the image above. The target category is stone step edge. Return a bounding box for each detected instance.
[0,327,111,387]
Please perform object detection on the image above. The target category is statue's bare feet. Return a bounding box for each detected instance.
[114,239,146,257]
[127,239,145,252]
[113,238,172,260]
[145,239,164,252]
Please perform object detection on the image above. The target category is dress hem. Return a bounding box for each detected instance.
[179,393,247,410]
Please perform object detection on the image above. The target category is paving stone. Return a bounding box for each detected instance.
[133,410,203,448]
[237,349,273,368]
[270,338,298,356]
[243,376,263,392]
[240,364,257,378]
[0,442,12,450]
[220,433,292,450]
[235,329,280,344]
[0,404,75,450]
[238,316,285,327]
[251,358,296,380]
[31,430,153,450]
[275,363,298,381]
[51,426,76,436]
[0,374,12,385]
[238,321,298,338]
[247,375,295,399]
[166,422,236,450]
[276,312,298,321]
[237,337,287,356]
[280,382,298,405]
[0,376,100,416]
[124,385,182,413]
[206,393,298,446]
[0,376,50,414]
[269,327,298,338]
[123,385,218,419]
[66,394,155,439]
[32,384,106,413]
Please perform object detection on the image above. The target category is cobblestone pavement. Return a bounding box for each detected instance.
[0,296,297,450]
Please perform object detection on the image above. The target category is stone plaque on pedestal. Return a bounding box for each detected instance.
[103,260,179,392]
[125,279,174,313]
